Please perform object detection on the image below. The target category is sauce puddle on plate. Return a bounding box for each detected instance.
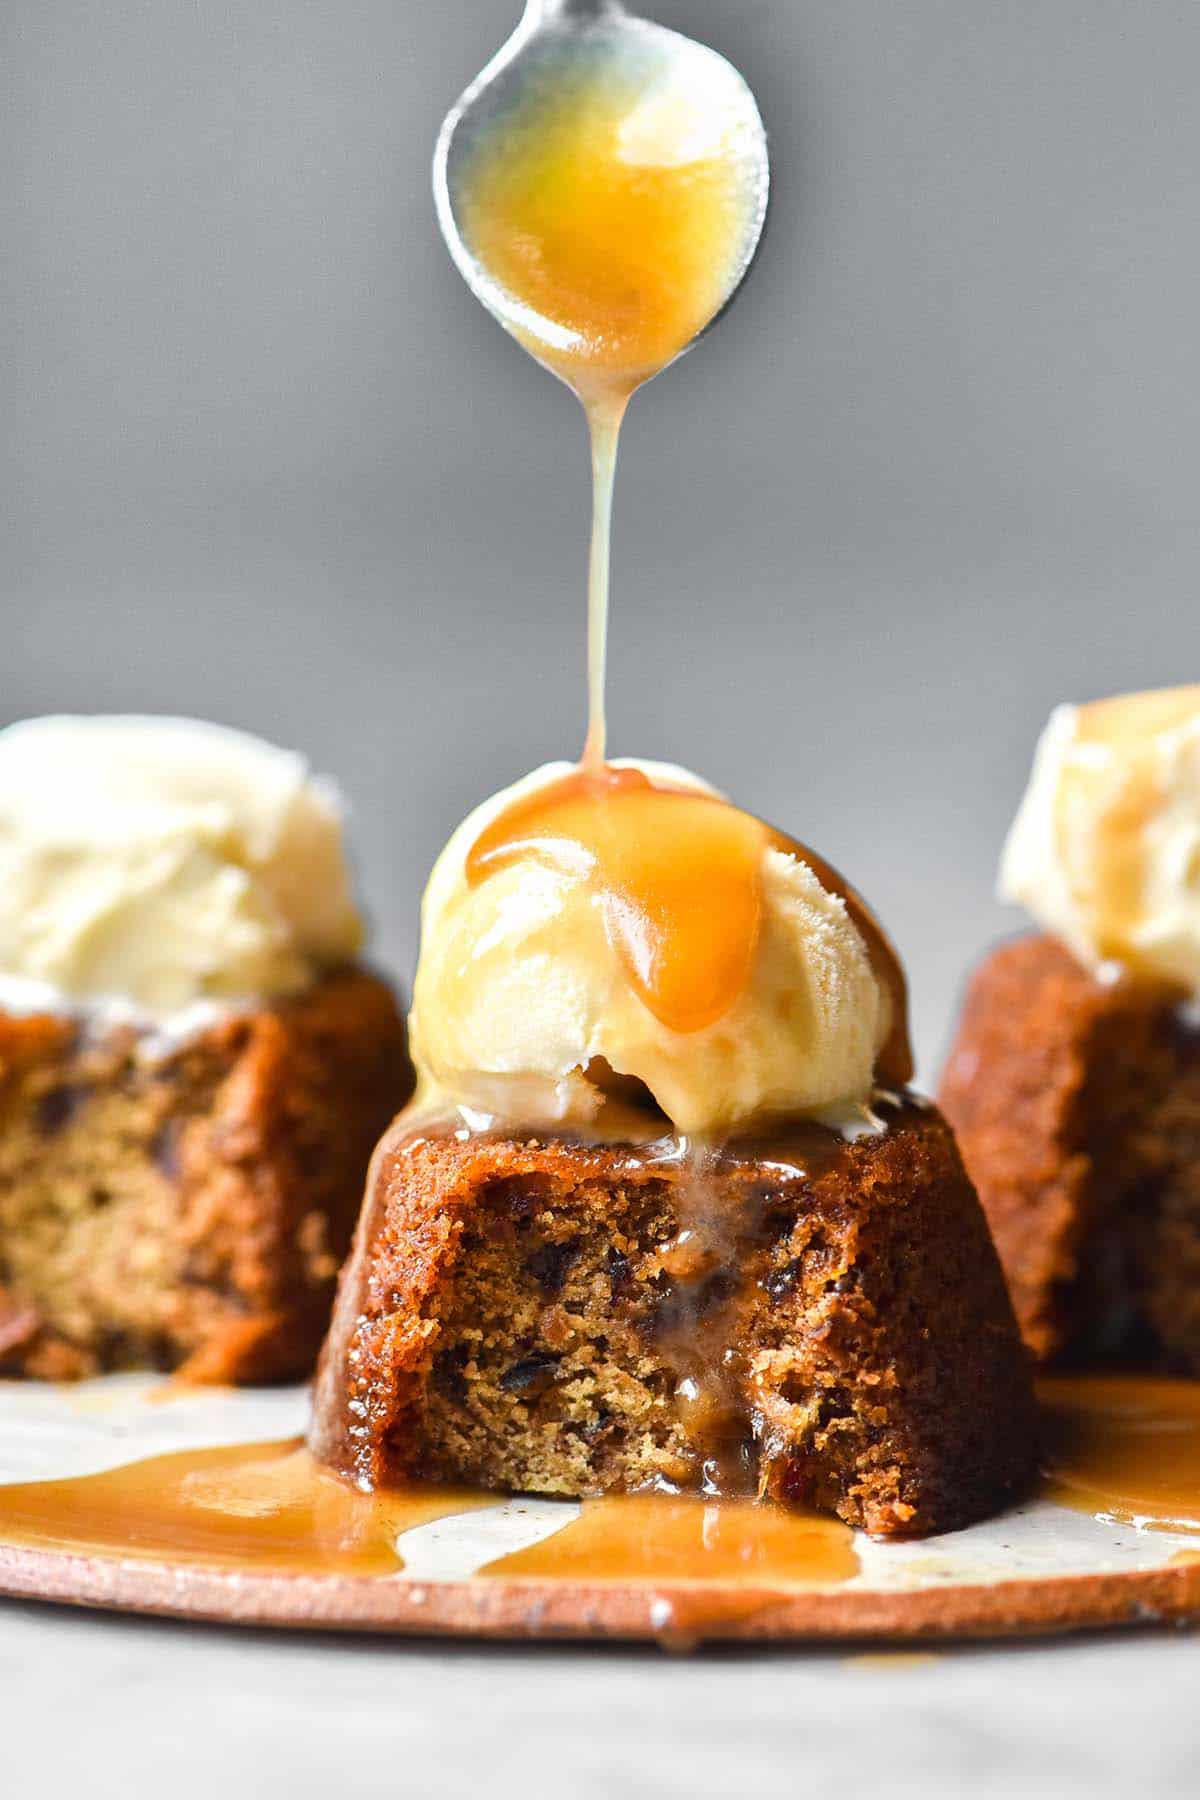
[478,1490,857,1585]
[0,1439,495,1577]
[0,1440,855,1590]
[1038,1374,1200,1533]
[4,1374,1197,1591]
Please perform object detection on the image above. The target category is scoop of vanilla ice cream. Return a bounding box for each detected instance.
[0,715,365,1015]
[1001,686,1200,991]
[409,761,896,1136]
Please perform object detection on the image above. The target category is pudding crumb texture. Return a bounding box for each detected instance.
[310,1102,1033,1537]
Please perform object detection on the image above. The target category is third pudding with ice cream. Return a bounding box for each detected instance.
[943,685,1200,1374]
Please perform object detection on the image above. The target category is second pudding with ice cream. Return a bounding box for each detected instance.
[0,715,410,1382]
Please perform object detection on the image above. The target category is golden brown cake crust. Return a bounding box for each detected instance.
[0,970,412,1382]
[310,1099,1035,1537]
[940,933,1200,1371]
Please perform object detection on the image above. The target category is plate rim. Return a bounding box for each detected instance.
[3,1540,1199,1646]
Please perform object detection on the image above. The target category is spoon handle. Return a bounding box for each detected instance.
[523,0,625,24]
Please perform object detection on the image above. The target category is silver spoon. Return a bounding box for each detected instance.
[432,0,770,377]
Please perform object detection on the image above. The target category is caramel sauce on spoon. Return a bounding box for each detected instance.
[438,10,911,1502]
[456,66,755,387]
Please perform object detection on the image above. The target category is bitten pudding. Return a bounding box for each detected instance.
[0,716,411,1381]
[942,687,1200,1372]
[311,762,1034,1536]
[312,8,1034,1541]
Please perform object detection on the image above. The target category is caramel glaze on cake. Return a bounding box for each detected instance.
[310,1094,1034,1537]
[0,970,412,1382]
[940,934,1200,1373]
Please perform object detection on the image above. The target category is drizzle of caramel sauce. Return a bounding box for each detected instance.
[479,1491,858,1587]
[450,26,906,1122]
[467,761,912,1078]
[1039,1374,1200,1533]
[642,1116,873,1495]
[454,53,760,764]
[468,764,761,1033]
[0,1440,494,1577]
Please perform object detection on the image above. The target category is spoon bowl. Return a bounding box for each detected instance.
[433,0,769,386]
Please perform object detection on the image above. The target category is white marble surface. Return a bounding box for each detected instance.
[1,1597,1197,1799]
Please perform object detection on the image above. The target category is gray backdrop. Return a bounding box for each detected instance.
[6,0,1200,1079]
[6,8,1200,1791]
